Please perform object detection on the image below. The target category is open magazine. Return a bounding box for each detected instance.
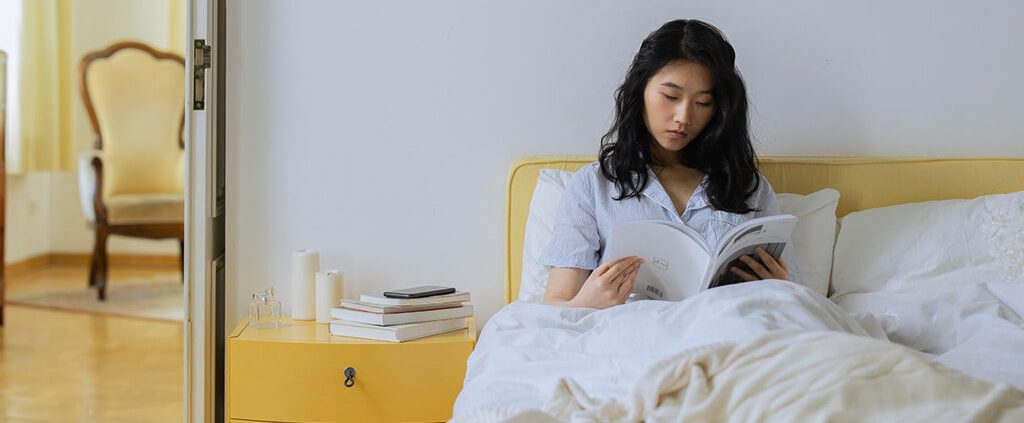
[604,214,797,301]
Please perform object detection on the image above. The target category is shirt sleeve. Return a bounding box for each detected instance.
[751,175,805,287]
[536,167,602,270]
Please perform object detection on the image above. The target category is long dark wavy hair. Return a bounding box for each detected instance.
[598,19,760,214]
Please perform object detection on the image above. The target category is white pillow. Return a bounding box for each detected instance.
[830,191,1024,299]
[518,169,574,302]
[777,189,840,297]
[518,168,841,301]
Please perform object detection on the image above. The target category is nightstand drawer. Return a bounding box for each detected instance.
[229,319,475,423]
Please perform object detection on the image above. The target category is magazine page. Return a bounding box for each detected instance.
[604,220,711,301]
[702,214,797,289]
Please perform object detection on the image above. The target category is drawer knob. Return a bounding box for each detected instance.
[343,367,356,388]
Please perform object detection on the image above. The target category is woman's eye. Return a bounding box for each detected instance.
[662,94,678,101]
[696,101,713,107]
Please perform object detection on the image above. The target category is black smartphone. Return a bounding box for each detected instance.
[382,285,456,299]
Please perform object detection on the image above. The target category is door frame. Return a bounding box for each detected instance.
[0,50,6,326]
[184,0,222,421]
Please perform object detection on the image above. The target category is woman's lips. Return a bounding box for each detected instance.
[666,130,688,139]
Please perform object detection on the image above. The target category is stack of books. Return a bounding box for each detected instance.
[329,291,472,342]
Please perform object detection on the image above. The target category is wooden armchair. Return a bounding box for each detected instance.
[78,41,185,300]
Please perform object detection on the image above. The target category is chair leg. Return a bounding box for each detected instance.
[88,242,99,287]
[179,238,185,283]
[95,226,109,301]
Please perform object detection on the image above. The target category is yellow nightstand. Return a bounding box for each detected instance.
[228,316,476,422]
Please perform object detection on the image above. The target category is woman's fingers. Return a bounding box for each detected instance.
[602,257,642,287]
[616,261,641,301]
[617,267,636,297]
[591,260,613,277]
[776,256,790,274]
[730,266,757,281]
[596,263,620,286]
[754,248,786,278]
[739,255,772,279]
[611,259,641,292]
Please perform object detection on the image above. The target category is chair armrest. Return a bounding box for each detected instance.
[78,150,103,224]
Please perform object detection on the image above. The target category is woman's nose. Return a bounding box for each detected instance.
[674,105,691,127]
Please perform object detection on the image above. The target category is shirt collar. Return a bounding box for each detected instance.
[641,167,711,216]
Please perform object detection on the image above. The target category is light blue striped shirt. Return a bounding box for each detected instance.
[538,162,803,286]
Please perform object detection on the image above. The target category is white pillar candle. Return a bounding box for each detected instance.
[316,269,345,323]
[291,250,319,320]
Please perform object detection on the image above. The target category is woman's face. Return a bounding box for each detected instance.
[642,60,717,164]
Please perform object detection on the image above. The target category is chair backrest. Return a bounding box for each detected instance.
[79,41,185,197]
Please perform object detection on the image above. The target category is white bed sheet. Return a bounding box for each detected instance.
[453,280,877,417]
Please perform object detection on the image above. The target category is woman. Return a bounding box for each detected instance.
[540,19,802,308]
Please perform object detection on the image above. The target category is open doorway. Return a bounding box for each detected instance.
[0,0,188,421]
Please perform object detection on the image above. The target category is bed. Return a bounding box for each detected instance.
[453,156,1024,422]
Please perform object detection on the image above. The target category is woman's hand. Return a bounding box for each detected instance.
[569,256,644,309]
[729,247,789,281]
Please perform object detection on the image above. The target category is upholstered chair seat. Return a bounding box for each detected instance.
[78,152,185,226]
[105,194,184,225]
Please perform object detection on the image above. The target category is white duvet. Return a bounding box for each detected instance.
[835,280,1024,388]
[452,280,1024,422]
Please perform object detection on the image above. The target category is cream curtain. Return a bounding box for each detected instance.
[16,0,72,173]
[14,0,185,174]
[168,0,185,56]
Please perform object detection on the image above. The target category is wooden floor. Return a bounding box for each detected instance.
[0,264,183,422]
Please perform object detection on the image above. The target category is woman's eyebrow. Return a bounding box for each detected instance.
[659,81,713,94]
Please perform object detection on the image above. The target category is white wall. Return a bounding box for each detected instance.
[225,0,1024,330]
[5,174,49,263]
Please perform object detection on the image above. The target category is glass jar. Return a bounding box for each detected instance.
[249,287,282,329]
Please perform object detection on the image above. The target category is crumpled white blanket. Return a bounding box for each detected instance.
[835,280,1024,389]
[457,331,1024,422]
[451,281,1024,422]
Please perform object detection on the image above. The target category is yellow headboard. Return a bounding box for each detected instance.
[505,155,1024,304]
